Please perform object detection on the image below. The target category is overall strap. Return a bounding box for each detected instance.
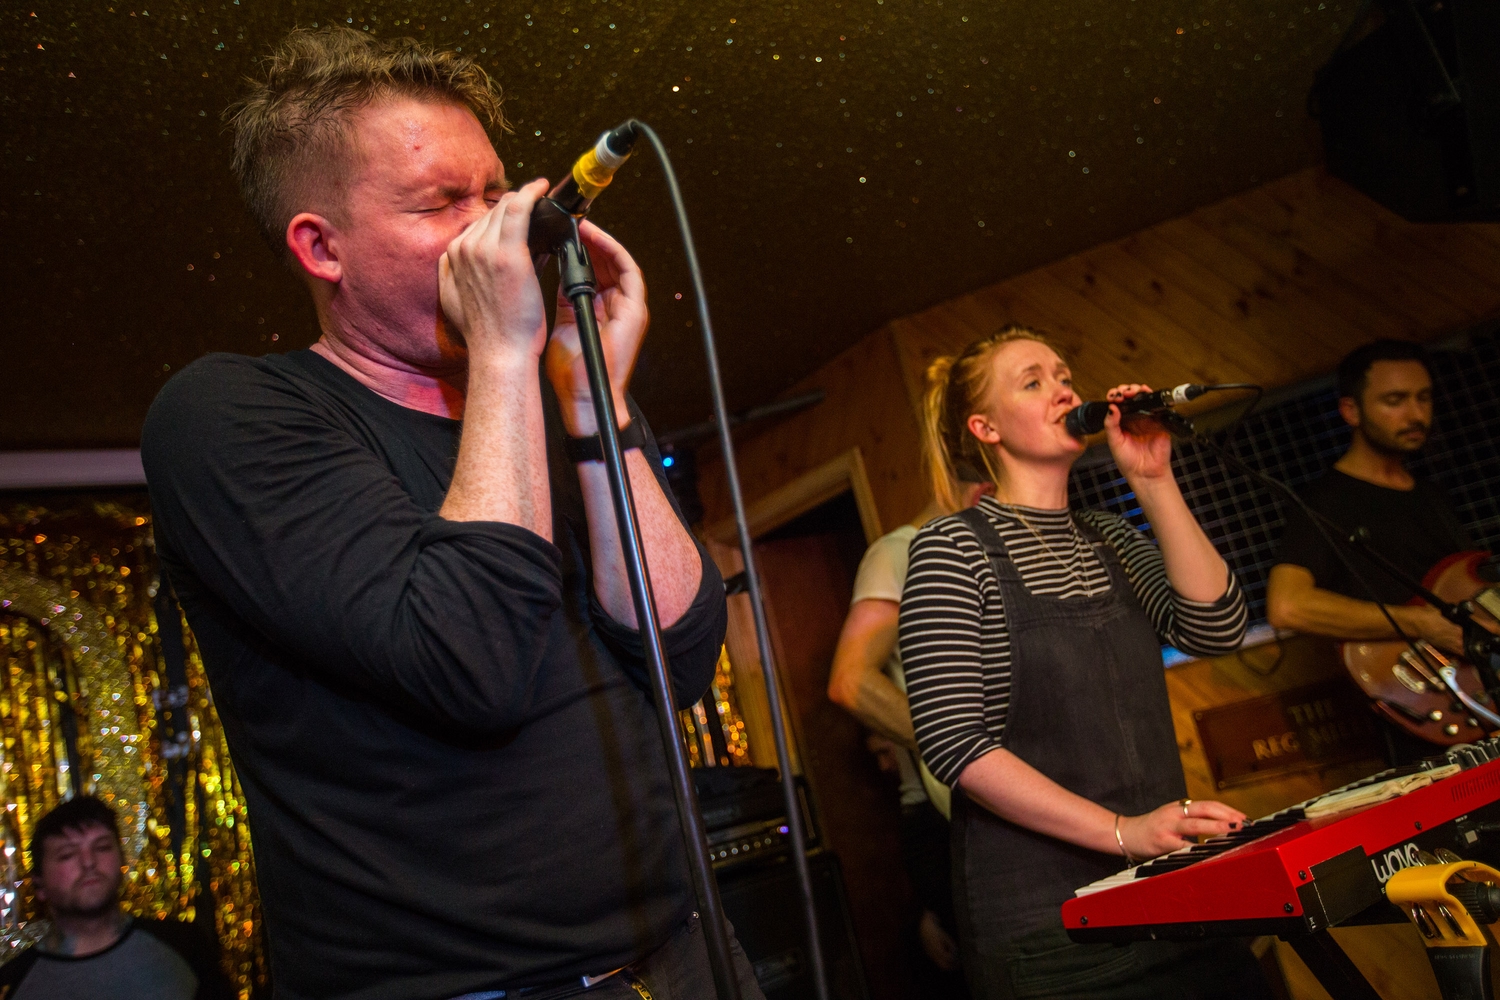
[954,507,1010,561]
[1072,512,1132,594]
[1069,510,1112,548]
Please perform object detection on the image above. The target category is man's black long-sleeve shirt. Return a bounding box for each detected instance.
[141,349,726,1000]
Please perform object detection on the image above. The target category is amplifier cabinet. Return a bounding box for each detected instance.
[694,767,819,873]
[716,851,870,1000]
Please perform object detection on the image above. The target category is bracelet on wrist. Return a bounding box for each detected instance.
[564,420,646,463]
[1114,813,1136,865]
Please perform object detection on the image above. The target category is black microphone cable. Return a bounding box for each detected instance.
[530,121,833,1000]
[631,121,833,1000]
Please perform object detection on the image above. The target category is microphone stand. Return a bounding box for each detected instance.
[1153,409,1500,725]
[529,120,832,1000]
[629,120,833,1000]
[536,212,743,1000]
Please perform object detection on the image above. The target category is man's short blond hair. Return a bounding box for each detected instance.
[226,26,508,253]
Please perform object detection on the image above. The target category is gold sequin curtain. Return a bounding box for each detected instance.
[0,497,264,996]
[678,646,753,769]
[0,494,756,994]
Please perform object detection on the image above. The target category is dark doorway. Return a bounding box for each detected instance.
[753,491,917,1000]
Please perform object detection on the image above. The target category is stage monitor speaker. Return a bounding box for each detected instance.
[1310,0,1500,221]
[717,851,870,1000]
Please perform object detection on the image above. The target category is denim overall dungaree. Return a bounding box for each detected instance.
[950,508,1191,996]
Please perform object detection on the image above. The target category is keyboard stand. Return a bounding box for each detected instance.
[1285,931,1383,1000]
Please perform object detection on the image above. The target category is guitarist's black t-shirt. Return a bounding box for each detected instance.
[1275,469,1472,604]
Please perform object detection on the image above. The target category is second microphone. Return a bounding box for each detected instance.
[1064,383,1208,438]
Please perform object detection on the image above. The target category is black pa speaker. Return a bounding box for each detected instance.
[1311,0,1500,221]
[718,851,870,1000]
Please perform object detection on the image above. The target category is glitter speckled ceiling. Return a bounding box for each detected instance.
[4,1,1351,446]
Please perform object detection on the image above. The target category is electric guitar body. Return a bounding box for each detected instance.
[1342,551,1500,746]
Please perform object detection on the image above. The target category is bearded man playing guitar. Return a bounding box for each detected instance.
[1267,339,1476,764]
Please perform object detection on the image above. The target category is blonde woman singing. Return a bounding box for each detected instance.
[899,327,1273,999]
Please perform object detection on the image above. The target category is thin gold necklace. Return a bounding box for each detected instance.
[993,501,1097,597]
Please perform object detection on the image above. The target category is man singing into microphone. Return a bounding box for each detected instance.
[142,26,763,1000]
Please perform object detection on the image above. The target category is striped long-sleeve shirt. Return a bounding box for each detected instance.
[898,497,1248,787]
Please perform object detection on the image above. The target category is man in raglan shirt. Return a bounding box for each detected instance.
[142,25,763,1000]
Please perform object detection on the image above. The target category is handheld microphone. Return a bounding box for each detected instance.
[1064,383,1207,438]
[528,121,640,257]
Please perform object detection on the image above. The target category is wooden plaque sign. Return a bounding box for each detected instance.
[1193,680,1381,789]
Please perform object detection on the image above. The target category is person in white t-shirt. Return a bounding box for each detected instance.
[828,470,990,989]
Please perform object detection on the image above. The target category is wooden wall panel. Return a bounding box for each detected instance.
[1075,241,1310,386]
[1269,172,1500,310]
[1226,191,1471,332]
[1173,213,1421,341]
[697,168,1500,528]
[696,326,931,536]
[1165,636,1385,822]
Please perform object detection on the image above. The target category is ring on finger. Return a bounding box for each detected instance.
[1179,798,1193,818]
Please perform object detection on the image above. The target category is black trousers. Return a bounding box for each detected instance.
[501,914,766,1000]
[902,801,959,927]
[902,801,971,999]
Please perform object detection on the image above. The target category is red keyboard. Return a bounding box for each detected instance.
[1064,743,1500,942]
